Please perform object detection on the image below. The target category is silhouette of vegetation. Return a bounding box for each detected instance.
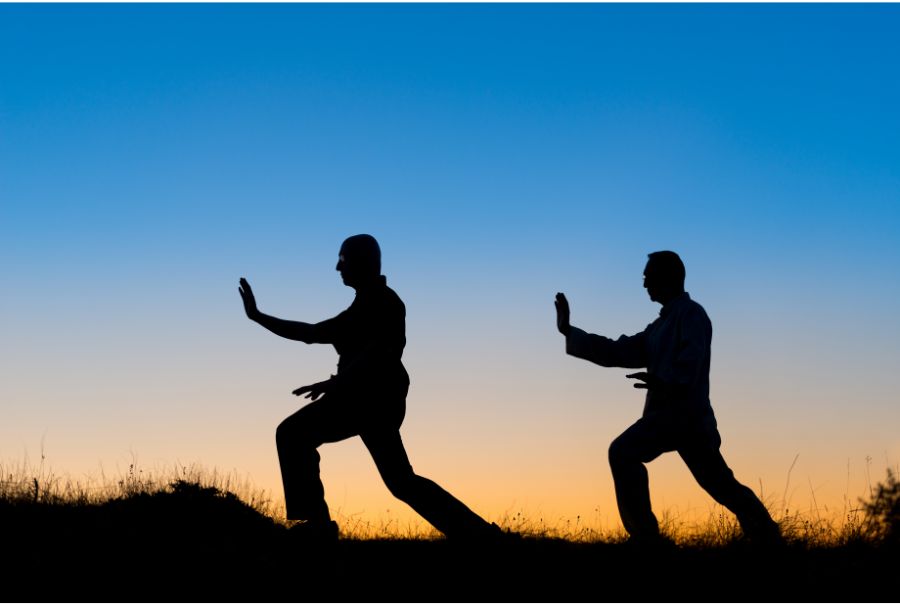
[1,462,896,601]
[863,468,900,546]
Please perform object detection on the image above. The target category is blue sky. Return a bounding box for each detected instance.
[2,4,899,526]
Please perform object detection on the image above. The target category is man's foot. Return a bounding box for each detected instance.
[742,523,785,548]
[450,522,521,543]
[485,522,522,543]
[623,532,677,553]
[287,519,339,543]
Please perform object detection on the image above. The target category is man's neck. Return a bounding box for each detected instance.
[658,290,686,307]
[352,274,384,292]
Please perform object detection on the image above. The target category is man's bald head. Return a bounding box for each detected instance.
[643,250,686,304]
[336,234,381,288]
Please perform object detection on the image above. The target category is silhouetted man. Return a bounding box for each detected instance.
[240,234,501,541]
[555,251,780,545]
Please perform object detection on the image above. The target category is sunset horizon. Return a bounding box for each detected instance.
[3,3,899,540]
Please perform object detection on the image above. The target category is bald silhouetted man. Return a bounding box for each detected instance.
[556,251,780,545]
[240,235,502,541]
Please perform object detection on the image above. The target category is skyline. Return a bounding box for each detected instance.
[2,4,899,530]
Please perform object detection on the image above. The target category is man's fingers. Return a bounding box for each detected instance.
[295,380,332,399]
[626,372,652,388]
[295,385,324,400]
[555,293,570,317]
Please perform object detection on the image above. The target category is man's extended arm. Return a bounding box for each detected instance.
[555,292,647,368]
[239,277,317,342]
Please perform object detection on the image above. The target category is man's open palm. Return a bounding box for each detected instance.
[555,292,571,336]
[239,277,259,319]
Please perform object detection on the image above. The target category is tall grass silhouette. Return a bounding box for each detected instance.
[1,457,896,601]
[2,456,897,545]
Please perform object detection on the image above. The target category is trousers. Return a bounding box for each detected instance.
[608,412,777,539]
[275,386,492,538]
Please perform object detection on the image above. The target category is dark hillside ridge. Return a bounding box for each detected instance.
[1,481,895,602]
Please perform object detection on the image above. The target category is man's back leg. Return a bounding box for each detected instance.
[362,430,498,539]
[679,440,780,542]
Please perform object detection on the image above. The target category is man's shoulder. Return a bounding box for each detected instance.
[386,286,405,305]
[679,294,712,326]
[380,281,406,312]
[683,294,705,311]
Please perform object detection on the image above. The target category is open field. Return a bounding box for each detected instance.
[1,465,897,602]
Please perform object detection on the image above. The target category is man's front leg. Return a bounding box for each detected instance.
[608,418,667,540]
[275,396,357,524]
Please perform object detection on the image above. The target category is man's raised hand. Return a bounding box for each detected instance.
[239,277,260,321]
[555,292,571,336]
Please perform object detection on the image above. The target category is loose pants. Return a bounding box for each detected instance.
[608,412,777,540]
[276,385,492,538]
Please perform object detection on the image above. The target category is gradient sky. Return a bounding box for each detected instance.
[2,4,899,531]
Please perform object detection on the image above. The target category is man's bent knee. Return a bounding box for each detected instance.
[275,419,292,447]
[609,434,632,468]
[276,417,317,450]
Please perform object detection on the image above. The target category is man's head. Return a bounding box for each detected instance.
[643,251,686,304]
[336,234,381,288]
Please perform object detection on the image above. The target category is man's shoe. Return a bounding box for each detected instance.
[287,520,339,543]
[449,522,521,544]
[486,522,522,543]
[743,525,786,549]
[623,533,676,554]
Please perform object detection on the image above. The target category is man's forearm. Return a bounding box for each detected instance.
[566,327,647,368]
[253,312,315,343]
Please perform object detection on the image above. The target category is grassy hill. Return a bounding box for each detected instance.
[1,468,897,601]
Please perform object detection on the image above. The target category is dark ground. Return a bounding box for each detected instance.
[2,481,896,602]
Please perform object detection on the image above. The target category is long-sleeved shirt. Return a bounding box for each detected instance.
[566,292,714,419]
[307,275,409,391]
